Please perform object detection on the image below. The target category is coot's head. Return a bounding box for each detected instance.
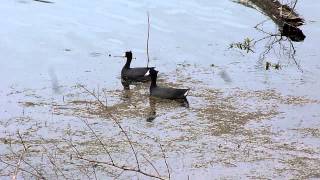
[125,51,133,60]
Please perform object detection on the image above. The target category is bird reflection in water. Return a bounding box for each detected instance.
[146,97,189,122]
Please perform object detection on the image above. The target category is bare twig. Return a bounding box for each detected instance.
[78,85,140,170]
[254,19,270,29]
[12,149,26,180]
[288,40,303,72]
[68,141,165,180]
[146,11,151,68]
[17,131,27,152]
[113,169,126,180]
[76,84,170,179]
[7,145,44,179]
[9,134,46,179]
[81,119,115,165]
[78,156,165,180]
[292,0,298,11]
[159,143,170,180]
[111,116,140,171]
[126,129,171,180]
[0,159,43,179]
[12,131,29,180]
[142,154,160,177]
[78,85,107,109]
[41,145,68,179]
[92,165,98,180]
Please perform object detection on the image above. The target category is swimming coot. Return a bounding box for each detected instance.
[149,68,189,99]
[121,51,154,89]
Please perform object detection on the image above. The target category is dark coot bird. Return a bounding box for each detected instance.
[149,68,190,99]
[121,51,154,89]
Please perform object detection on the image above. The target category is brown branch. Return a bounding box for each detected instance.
[79,85,140,170]
[146,11,151,67]
[253,18,270,29]
[68,140,165,180]
[292,0,298,11]
[78,156,165,180]
[110,115,141,171]
[113,169,126,180]
[81,118,115,165]
[92,165,98,180]
[142,154,160,177]
[77,84,169,179]
[41,145,68,179]
[289,40,303,72]
[12,131,30,180]
[12,149,26,180]
[159,143,170,180]
[127,130,171,180]
[78,84,107,109]
[7,143,44,179]
[0,158,43,179]
[17,131,27,152]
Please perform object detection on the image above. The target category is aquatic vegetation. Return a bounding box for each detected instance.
[229,38,254,53]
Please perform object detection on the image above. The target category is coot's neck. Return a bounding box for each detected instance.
[124,58,132,69]
[151,73,157,87]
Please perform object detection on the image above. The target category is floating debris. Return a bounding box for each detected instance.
[229,38,254,53]
[34,0,54,3]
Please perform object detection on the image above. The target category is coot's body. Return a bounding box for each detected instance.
[149,68,189,99]
[121,51,154,89]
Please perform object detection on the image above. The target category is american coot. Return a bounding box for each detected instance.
[149,68,189,99]
[121,51,155,89]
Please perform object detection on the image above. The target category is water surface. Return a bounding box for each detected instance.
[0,0,320,179]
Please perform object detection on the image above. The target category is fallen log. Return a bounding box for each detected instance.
[235,0,305,42]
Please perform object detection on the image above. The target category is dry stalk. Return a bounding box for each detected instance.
[12,149,26,180]
[12,131,28,180]
[76,85,169,179]
[1,132,45,179]
[78,84,107,109]
[142,154,161,177]
[146,11,151,67]
[0,159,43,179]
[159,143,170,180]
[81,118,115,165]
[78,85,140,170]
[41,145,68,179]
[68,140,166,180]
